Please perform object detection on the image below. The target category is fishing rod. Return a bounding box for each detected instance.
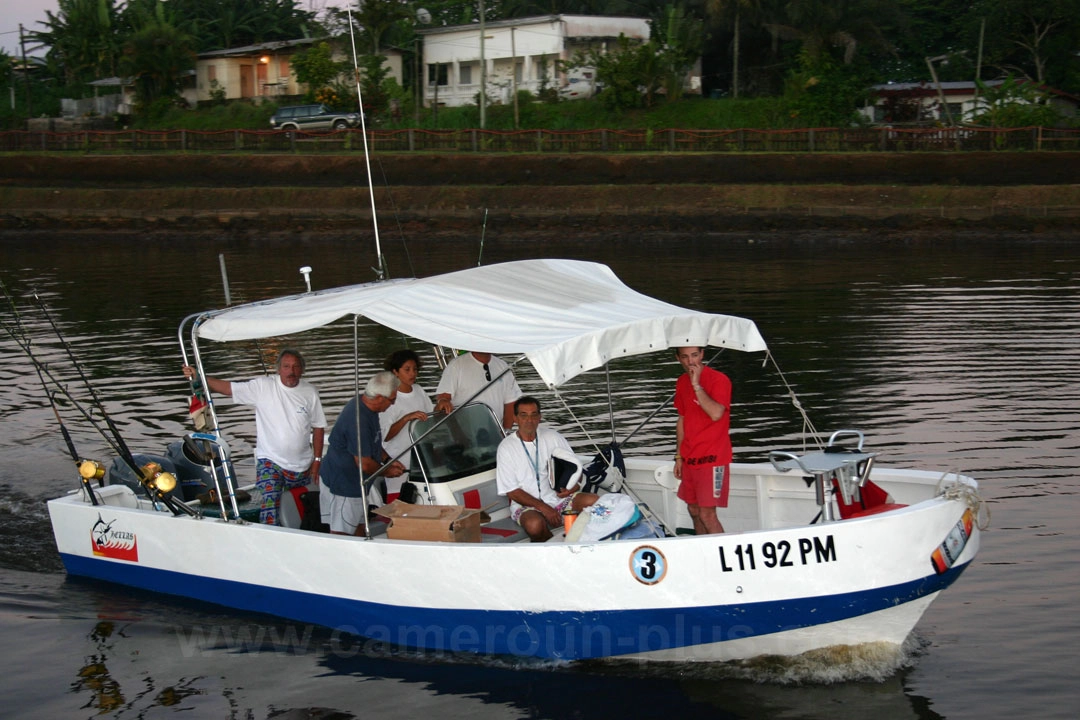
[1,283,99,504]
[30,290,144,475]
[1,317,191,512]
[5,298,194,516]
[30,293,186,513]
[2,319,126,458]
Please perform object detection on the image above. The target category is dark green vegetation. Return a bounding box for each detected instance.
[3,0,1079,130]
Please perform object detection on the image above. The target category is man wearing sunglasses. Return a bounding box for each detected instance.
[434,351,521,431]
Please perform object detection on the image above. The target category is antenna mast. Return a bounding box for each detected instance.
[347,7,386,280]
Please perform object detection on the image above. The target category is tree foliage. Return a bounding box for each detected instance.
[961,0,1080,89]
[781,51,872,126]
[34,0,123,86]
[970,76,1062,127]
[14,0,1080,126]
[119,3,197,116]
[291,41,346,98]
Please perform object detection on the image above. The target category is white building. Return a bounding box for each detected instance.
[418,15,651,107]
[859,80,1079,125]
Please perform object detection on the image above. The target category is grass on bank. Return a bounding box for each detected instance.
[144,94,794,132]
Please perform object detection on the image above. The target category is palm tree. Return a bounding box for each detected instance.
[119,11,196,111]
[33,0,123,86]
[705,0,767,98]
[768,0,899,67]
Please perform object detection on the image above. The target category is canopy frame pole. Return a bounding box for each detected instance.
[185,314,242,520]
[605,363,616,444]
[353,315,373,539]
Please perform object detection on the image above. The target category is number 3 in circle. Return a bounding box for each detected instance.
[630,545,668,585]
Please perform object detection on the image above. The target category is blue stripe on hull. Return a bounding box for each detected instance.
[60,553,968,660]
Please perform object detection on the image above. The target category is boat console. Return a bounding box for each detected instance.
[769,430,876,522]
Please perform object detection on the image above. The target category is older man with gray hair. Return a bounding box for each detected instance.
[319,371,407,536]
[183,348,325,526]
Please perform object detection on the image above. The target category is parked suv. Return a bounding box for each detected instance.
[269,104,361,131]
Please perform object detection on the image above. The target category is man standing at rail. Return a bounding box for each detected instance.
[673,346,731,534]
[183,349,325,525]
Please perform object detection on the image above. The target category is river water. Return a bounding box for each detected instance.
[1,230,1077,719]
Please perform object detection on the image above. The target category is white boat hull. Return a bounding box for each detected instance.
[49,462,979,663]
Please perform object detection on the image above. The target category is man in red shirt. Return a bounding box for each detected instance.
[673,346,731,534]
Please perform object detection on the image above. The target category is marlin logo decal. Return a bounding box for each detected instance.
[90,513,139,562]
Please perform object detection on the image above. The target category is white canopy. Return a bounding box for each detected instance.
[194,259,768,387]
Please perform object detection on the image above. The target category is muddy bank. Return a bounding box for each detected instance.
[4,152,1080,188]
[1,153,1078,234]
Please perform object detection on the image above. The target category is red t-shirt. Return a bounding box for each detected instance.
[674,366,732,467]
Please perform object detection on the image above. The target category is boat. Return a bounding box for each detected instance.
[45,258,986,664]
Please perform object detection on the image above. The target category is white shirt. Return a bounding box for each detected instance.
[379,384,434,469]
[436,353,521,424]
[231,375,326,471]
[496,426,572,513]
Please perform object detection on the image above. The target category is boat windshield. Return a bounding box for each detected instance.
[408,403,503,483]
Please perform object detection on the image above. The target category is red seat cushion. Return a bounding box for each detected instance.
[847,503,907,518]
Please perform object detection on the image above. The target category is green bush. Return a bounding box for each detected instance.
[139,100,275,130]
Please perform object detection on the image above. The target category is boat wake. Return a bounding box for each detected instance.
[581,635,928,685]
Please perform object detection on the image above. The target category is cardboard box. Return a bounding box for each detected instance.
[373,500,481,543]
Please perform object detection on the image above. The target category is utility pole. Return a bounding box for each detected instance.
[19,24,33,118]
[974,18,985,111]
[511,26,518,129]
[925,55,955,126]
[479,0,485,129]
[414,36,421,124]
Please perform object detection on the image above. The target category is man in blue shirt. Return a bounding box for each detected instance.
[320,371,406,535]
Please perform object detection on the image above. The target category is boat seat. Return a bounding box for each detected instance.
[281,485,330,532]
[453,480,529,544]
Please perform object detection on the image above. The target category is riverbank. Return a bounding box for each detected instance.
[2,153,1078,234]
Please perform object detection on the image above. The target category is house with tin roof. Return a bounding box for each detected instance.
[860,80,1079,125]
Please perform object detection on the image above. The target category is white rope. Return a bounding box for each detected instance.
[937,469,991,530]
[766,352,824,452]
[552,386,607,460]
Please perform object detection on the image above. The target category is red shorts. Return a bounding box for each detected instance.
[677,463,730,508]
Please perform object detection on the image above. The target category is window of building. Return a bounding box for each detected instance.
[428,64,448,86]
[460,65,472,85]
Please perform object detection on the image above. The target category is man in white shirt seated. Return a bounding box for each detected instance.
[496,396,598,542]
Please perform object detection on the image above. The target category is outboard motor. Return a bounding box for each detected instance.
[164,433,237,501]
